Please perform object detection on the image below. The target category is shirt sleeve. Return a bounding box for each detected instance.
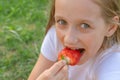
[96,52,120,80]
[40,26,58,62]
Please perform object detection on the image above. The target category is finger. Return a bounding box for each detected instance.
[49,60,66,75]
[55,65,68,80]
[62,65,69,80]
[63,65,68,78]
[63,77,69,80]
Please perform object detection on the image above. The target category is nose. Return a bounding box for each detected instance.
[64,27,79,46]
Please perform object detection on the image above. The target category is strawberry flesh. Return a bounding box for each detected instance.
[58,47,83,66]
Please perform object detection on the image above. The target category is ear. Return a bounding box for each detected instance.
[106,16,119,37]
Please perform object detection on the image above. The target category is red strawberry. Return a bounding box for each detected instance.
[58,47,83,66]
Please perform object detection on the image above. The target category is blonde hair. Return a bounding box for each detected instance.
[45,0,120,79]
[45,0,55,34]
[94,0,120,50]
[86,0,120,79]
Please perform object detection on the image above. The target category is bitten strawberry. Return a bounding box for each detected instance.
[58,47,83,66]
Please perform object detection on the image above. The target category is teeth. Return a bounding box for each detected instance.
[76,48,80,50]
[70,48,79,50]
[66,47,85,52]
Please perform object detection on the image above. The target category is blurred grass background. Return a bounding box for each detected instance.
[0,0,50,80]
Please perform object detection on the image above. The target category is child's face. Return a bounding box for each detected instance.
[55,0,109,64]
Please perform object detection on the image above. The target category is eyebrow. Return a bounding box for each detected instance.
[54,16,65,20]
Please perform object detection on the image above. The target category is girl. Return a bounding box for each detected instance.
[28,0,120,80]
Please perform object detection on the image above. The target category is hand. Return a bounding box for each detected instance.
[36,60,68,80]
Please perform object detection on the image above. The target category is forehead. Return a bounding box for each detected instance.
[55,0,102,21]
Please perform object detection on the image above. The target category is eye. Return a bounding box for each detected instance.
[57,19,67,25]
[55,19,68,29]
[81,23,90,29]
[78,23,91,33]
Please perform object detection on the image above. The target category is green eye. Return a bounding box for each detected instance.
[81,23,90,29]
[57,19,67,25]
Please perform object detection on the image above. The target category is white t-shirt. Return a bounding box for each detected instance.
[41,26,120,80]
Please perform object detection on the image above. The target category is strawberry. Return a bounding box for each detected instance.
[58,47,83,66]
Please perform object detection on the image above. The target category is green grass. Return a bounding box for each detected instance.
[0,0,50,79]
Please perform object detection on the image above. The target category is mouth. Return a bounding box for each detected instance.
[65,47,85,54]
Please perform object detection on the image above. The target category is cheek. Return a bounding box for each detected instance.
[83,33,105,56]
[56,28,65,44]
